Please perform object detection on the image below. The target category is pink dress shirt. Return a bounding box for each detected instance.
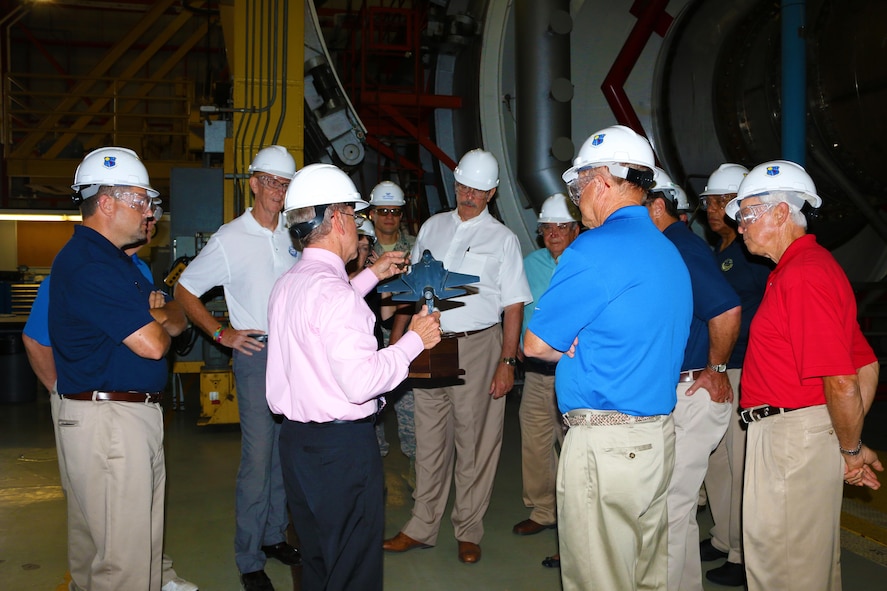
[266,247,424,422]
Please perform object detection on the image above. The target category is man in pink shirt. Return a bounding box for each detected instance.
[265,164,441,591]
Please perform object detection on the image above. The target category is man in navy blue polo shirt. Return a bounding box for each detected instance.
[644,168,741,591]
[50,147,187,591]
[525,125,692,591]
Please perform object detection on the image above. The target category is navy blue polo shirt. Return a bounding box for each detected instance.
[529,206,692,416]
[663,222,740,371]
[716,240,771,367]
[49,225,167,394]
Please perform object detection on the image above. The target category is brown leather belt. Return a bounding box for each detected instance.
[678,369,705,383]
[441,324,497,339]
[64,391,162,404]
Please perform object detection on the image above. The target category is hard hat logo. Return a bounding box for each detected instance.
[766,165,780,176]
[103,156,117,168]
[592,134,605,146]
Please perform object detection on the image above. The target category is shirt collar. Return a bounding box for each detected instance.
[301,247,348,279]
[450,206,491,226]
[776,233,816,268]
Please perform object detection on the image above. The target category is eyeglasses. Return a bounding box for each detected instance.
[537,223,575,236]
[257,175,290,193]
[700,196,730,211]
[110,190,153,213]
[338,209,366,229]
[736,203,775,227]
[455,182,489,199]
[566,170,596,205]
[374,207,403,217]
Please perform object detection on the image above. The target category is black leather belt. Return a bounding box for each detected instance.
[441,324,497,339]
[523,357,558,376]
[740,404,799,424]
[64,391,162,404]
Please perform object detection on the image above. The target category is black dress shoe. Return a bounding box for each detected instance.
[261,541,301,566]
[541,554,560,569]
[240,570,274,591]
[706,561,746,586]
[699,538,728,562]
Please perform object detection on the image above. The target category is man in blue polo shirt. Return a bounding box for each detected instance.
[23,208,198,591]
[49,147,187,591]
[525,125,692,591]
[644,168,741,591]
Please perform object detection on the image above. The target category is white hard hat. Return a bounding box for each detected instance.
[357,218,376,240]
[454,149,499,191]
[248,145,297,179]
[650,167,690,211]
[725,160,821,220]
[562,125,655,189]
[700,163,749,196]
[369,181,405,206]
[538,193,580,223]
[284,163,369,240]
[71,147,158,199]
[284,163,368,213]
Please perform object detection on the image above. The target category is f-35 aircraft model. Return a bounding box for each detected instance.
[378,249,479,312]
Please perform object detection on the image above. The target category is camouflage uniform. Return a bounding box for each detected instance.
[373,230,417,460]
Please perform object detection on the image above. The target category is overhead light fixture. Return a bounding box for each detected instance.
[0,210,83,222]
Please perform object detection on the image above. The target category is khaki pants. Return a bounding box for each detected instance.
[743,405,842,591]
[59,398,166,591]
[518,371,563,525]
[559,414,675,591]
[667,382,732,591]
[703,369,745,563]
[403,326,504,545]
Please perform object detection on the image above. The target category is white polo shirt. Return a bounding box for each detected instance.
[411,208,531,333]
[177,209,299,332]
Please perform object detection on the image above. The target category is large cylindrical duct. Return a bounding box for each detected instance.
[515,0,574,210]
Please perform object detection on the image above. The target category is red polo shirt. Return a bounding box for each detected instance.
[741,234,875,409]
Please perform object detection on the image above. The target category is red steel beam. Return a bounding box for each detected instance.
[601,0,673,137]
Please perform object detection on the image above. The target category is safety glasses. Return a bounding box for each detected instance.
[736,203,775,227]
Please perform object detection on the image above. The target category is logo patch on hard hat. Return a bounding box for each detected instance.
[103,156,117,168]
[591,134,605,146]
[766,165,780,176]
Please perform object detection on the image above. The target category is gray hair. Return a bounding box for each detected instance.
[286,203,349,245]
[757,191,807,228]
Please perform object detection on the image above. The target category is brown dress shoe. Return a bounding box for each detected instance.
[382,532,432,553]
[512,519,557,536]
[457,541,481,564]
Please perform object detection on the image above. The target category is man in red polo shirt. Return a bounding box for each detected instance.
[724,160,882,591]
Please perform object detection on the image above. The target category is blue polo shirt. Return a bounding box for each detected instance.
[715,240,771,367]
[24,254,155,347]
[663,222,740,371]
[528,206,692,416]
[49,225,167,394]
[521,246,557,345]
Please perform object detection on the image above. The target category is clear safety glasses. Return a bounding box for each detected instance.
[537,223,574,236]
[257,174,290,193]
[111,190,153,214]
[736,203,775,227]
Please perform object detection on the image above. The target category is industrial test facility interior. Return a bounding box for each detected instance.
[1,1,886,589]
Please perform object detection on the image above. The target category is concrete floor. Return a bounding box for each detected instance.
[1,376,886,590]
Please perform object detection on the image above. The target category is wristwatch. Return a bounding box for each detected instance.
[707,363,727,373]
[501,357,517,366]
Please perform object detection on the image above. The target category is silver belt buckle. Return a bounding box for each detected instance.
[740,404,769,424]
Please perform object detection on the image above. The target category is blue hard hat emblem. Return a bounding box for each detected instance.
[103,156,117,168]
[591,134,605,146]
[766,165,780,176]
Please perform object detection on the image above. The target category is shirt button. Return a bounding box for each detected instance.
[628,452,636,459]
